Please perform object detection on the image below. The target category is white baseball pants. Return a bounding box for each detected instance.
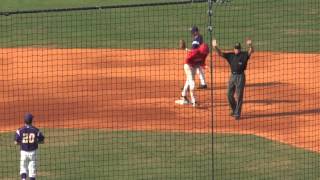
[196,66,206,86]
[181,64,196,103]
[20,150,37,178]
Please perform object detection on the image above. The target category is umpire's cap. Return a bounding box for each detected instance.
[234,42,241,50]
[190,26,199,34]
[24,113,34,124]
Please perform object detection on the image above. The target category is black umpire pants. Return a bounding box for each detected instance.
[227,73,246,117]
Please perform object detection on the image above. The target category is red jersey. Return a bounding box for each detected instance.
[185,43,209,67]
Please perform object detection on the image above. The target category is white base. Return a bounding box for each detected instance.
[175,99,190,105]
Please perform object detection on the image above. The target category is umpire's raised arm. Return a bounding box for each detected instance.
[246,39,254,56]
[212,39,224,57]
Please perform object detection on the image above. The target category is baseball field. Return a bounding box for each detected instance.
[0,0,319,179]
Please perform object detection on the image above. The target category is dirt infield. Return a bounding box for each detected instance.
[0,48,319,152]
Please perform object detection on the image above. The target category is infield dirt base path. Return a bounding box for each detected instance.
[0,48,319,152]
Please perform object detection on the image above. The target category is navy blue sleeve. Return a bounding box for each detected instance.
[37,131,45,143]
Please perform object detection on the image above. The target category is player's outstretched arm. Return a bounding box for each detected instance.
[212,39,224,57]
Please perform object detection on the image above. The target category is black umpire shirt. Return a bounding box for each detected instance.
[223,52,250,74]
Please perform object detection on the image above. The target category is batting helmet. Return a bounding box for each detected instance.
[24,113,34,124]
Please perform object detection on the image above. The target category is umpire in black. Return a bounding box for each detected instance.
[212,39,254,120]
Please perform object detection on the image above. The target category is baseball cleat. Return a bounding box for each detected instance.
[175,96,190,105]
[198,84,208,89]
[192,102,199,107]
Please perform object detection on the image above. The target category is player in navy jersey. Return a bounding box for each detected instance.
[14,113,45,180]
[190,26,208,89]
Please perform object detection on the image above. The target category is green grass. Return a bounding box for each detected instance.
[1,129,320,179]
[0,0,318,52]
[0,2,207,49]
[0,0,183,11]
[212,0,319,52]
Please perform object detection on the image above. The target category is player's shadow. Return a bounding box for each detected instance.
[245,99,299,105]
[211,81,284,91]
[246,81,284,88]
[244,108,320,119]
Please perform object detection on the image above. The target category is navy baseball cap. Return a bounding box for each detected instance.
[234,42,241,50]
[190,26,199,33]
[24,113,34,124]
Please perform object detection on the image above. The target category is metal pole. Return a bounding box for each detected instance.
[207,0,214,179]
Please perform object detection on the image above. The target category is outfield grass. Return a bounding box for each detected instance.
[0,2,207,49]
[0,0,318,52]
[0,0,183,11]
[1,129,320,180]
[213,0,319,52]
